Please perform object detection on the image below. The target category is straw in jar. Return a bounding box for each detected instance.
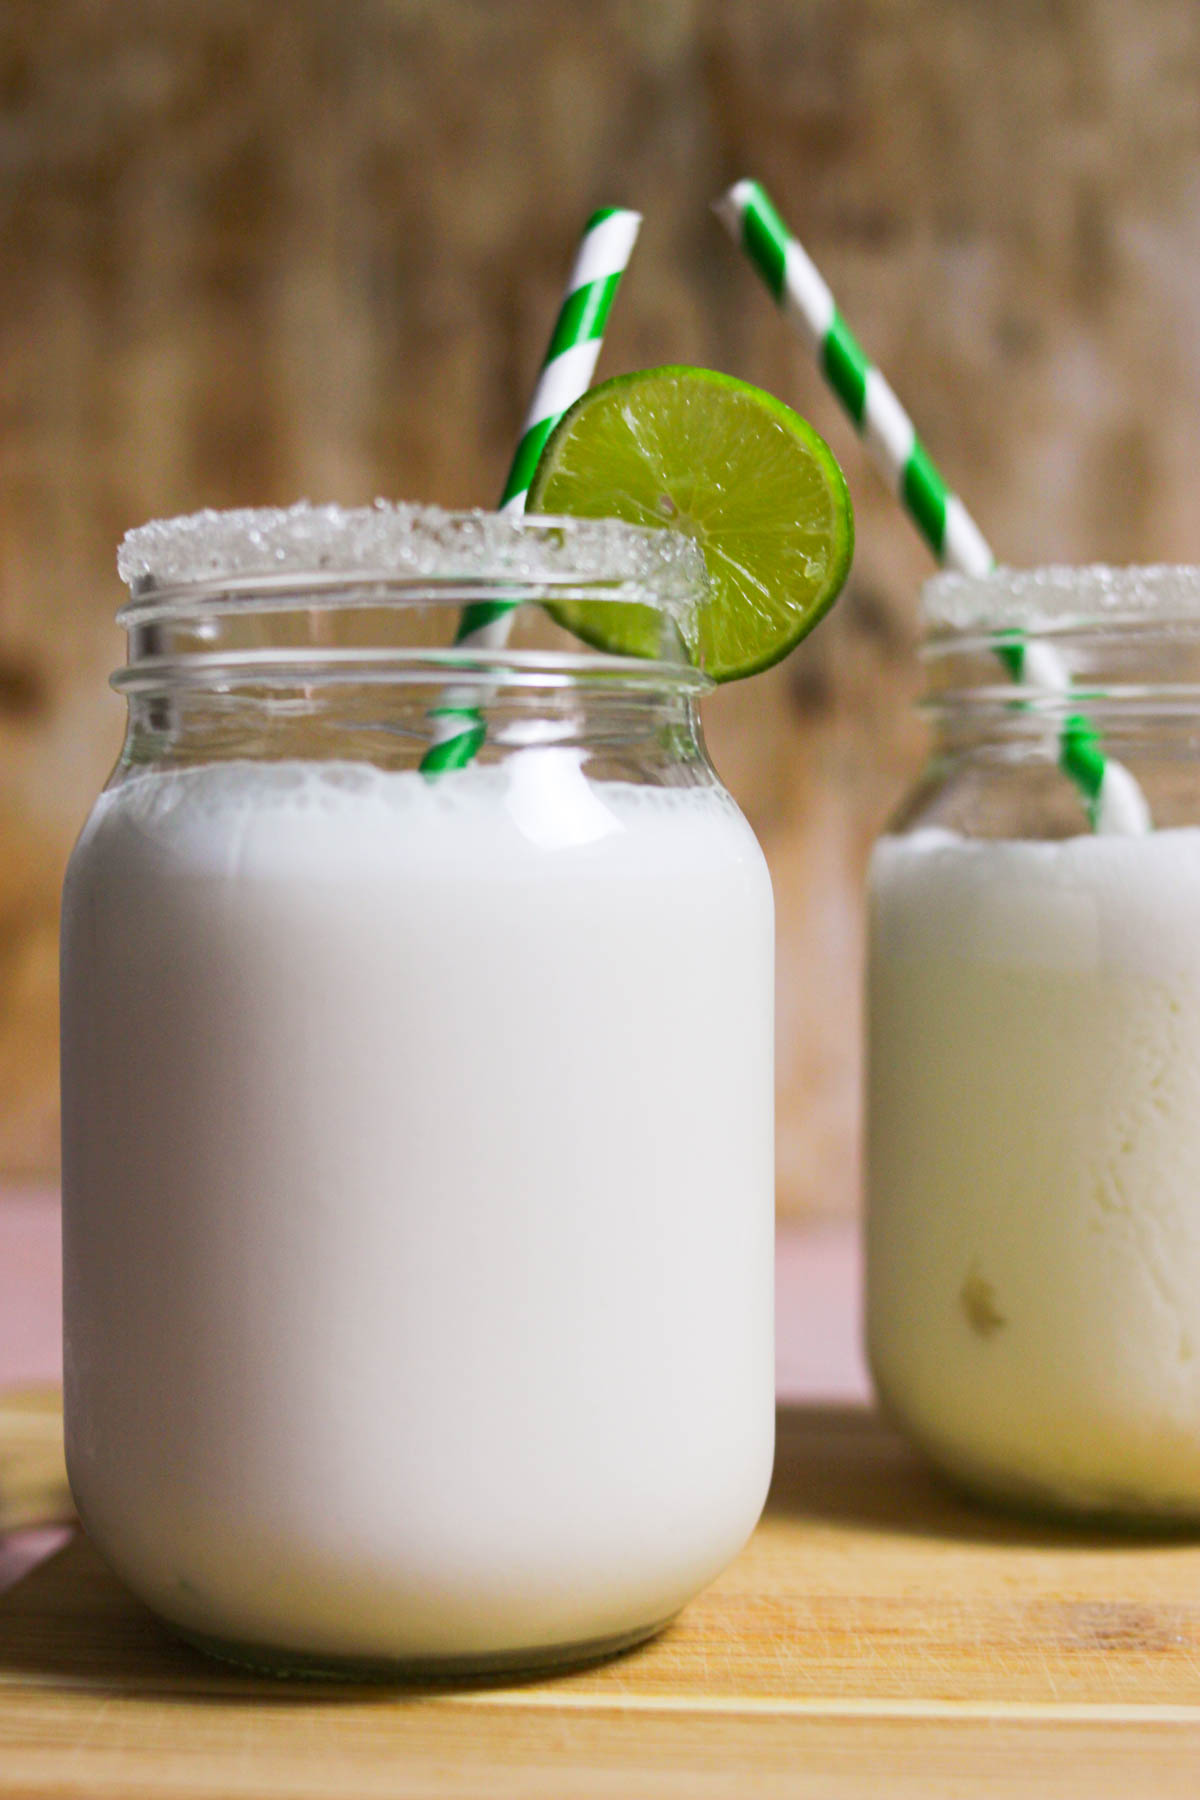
[714,178,1150,836]
[420,207,642,775]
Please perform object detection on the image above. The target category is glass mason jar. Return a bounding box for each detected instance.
[61,504,775,1675]
[866,565,1200,1521]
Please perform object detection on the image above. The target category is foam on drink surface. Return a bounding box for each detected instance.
[87,754,752,873]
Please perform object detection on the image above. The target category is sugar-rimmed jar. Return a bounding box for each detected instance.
[61,503,775,1674]
[867,565,1200,1520]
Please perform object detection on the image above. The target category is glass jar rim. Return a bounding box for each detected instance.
[115,503,713,697]
[923,564,1200,636]
[117,501,707,617]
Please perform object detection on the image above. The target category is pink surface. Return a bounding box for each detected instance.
[0,1191,870,1596]
[0,1188,65,1594]
[775,1220,870,1404]
[0,1188,62,1388]
[0,1527,70,1594]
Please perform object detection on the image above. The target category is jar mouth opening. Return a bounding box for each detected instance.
[118,502,708,620]
[923,564,1200,638]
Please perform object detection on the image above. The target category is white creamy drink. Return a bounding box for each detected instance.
[868,827,1200,1514]
[62,753,774,1664]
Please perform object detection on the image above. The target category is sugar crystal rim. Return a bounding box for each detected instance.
[118,501,708,606]
[924,564,1200,634]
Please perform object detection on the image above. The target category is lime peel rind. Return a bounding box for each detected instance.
[527,365,854,682]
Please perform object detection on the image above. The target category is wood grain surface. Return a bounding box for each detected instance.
[5,1403,1200,1796]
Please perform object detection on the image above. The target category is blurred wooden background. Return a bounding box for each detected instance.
[4,0,1200,1213]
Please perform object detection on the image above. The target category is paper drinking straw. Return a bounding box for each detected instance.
[714,178,1150,835]
[419,207,642,775]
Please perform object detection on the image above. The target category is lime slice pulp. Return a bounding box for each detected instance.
[526,365,853,682]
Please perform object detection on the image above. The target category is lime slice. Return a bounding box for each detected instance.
[526,365,853,681]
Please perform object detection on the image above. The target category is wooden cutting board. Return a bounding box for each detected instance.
[5,1400,1200,1797]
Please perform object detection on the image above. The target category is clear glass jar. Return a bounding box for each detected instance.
[866,565,1200,1520]
[61,504,775,1675]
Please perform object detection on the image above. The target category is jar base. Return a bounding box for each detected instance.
[932,1451,1200,1532]
[874,1376,1200,1529]
[165,1613,675,1684]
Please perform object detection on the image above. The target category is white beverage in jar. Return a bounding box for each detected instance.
[61,751,774,1664]
[867,826,1200,1515]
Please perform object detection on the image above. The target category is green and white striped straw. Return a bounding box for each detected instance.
[714,178,1150,835]
[420,206,642,775]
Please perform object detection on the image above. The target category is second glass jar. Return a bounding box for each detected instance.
[867,565,1200,1520]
